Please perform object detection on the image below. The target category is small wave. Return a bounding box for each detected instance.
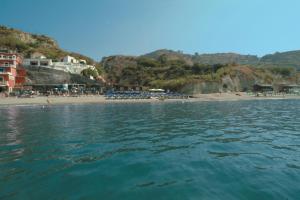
[286,164,300,170]
[272,145,296,151]
[74,147,148,164]
[208,151,240,158]
[157,180,177,187]
[136,181,155,188]
[152,145,190,154]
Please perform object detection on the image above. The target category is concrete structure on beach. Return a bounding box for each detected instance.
[23,54,95,74]
[253,83,300,95]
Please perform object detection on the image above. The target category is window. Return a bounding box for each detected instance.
[0,77,3,82]
[0,68,4,72]
[30,61,38,66]
[40,61,49,66]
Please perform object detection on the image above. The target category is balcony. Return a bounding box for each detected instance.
[0,71,11,75]
[0,66,12,75]
[0,80,8,87]
[0,56,17,61]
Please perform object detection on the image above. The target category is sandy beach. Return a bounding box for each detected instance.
[0,93,299,106]
[0,95,165,106]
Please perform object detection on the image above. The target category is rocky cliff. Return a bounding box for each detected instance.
[26,67,97,85]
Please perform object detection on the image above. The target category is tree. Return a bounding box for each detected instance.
[81,68,98,78]
[158,54,168,65]
[192,63,211,74]
[137,57,159,68]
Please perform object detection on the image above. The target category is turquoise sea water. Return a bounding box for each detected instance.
[0,100,300,199]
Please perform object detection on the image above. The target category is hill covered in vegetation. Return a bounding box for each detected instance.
[143,49,260,65]
[2,25,300,94]
[142,49,300,68]
[0,25,103,84]
[0,25,94,65]
[101,52,299,94]
[259,50,300,68]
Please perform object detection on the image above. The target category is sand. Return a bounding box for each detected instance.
[0,93,299,106]
[0,95,165,106]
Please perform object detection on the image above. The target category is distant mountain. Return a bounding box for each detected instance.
[143,49,259,66]
[143,49,187,59]
[142,49,194,65]
[192,53,259,65]
[143,49,300,69]
[260,50,300,68]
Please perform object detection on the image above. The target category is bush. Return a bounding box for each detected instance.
[269,67,295,77]
[81,68,98,78]
[137,57,160,68]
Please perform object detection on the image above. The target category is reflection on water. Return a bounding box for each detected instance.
[0,107,24,163]
[5,107,22,146]
[1,100,300,199]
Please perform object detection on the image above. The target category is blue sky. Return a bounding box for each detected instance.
[1,0,300,60]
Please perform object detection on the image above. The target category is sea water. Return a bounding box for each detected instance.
[0,100,300,199]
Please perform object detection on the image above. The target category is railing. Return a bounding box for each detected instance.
[53,62,88,67]
[0,56,17,61]
[0,64,16,68]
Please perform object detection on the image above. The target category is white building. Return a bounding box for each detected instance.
[23,54,94,75]
[23,53,53,67]
[31,52,47,59]
[52,62,94,74]
[60,55,79,64]
[79,59,87,64]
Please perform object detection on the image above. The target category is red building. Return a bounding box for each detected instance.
[0,51,26,93]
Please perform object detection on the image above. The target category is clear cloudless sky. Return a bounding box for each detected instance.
[1,0,300,60]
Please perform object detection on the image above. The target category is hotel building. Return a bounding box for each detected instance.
[0,50,26,93]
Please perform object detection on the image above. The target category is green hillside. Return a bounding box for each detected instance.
[101,53,299,92]
[143,49,300,70]
[0,25,94,65]
[259,50,300,68]
[193,53,259,65]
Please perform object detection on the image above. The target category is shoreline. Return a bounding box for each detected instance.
[0,93,300,107]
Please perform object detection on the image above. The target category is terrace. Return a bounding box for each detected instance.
[0,54,17,61]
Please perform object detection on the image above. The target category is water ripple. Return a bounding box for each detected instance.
[1,100,300,199]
